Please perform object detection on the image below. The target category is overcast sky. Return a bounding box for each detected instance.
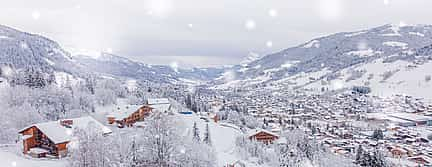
[1,0,431,67]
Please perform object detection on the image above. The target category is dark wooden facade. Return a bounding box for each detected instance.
[249,131,279,144]
[108,105,153,127]
[19,127,69,158]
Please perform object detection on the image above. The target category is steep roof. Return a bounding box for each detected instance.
[107,105,142,119]
[147,98,171,112]
[150,103,171,112]
[147,98,170,105]
[247,128,279,138]
[19,116,112,144]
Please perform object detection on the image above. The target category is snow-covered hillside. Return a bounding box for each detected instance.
[0,24,224,86]
[0,25,78,75]
[304,58,432,99]
[211,24,432,100]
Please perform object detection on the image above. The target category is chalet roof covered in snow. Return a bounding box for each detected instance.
[147,98,170,105]
[147,98,171,112]
[150,103,171,112]
[389,113,432,122]
[19,116,112,144]
[107,105,142,119]
[247,128,279,138]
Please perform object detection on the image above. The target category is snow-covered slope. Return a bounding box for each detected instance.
[217,24,432,83]
[0,24,224,86]
[0,25,78,75]
[178,113,242,166]
[211,24,432,99]
[303,57,432,99]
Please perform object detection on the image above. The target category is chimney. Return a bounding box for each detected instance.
[60,119,73,128]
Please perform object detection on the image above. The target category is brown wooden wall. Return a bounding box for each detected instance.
[20,127,38,154]
[123,106,153,126]
[249,132,279,144]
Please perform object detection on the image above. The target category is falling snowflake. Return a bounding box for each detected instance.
[147,0,173,17]
[266,41,273,48]
[187,86,196,93]
[383,0,389,5]
[357,41,368,50]
[317,0,342,21]
[20,42,29,49]
[332,80,344,90]
[75,5,81,9]
[11,161,17,167]
[245,19,256,30]
[188,24,193,29]
[69,139,79,149]
[268,9,278,17]
[105,48,113,54]
[179,146,186,154]
[66,129,73,135]
[32,11,40,20]
[0,66,13,77]
[170,62,178,73]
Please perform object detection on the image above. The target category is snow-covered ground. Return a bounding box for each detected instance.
[0,97,246,167]
[177,113,243,166]
[0,145,67,167]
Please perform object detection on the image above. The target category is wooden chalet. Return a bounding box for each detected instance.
[408,155,432,166]
[19,116,112,158]
[248,129,279,144]
[227,160,246,167]
[107,98,172,128]
[107,105,153,128]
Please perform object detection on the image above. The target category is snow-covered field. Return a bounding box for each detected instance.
[0,145,67,167]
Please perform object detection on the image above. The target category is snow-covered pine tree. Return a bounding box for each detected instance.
[193,122,201,142]
[371,148,390,167]
[203,123,212,145]
[372,129,384,140]
[127,137,139,167]
[355,145,364,163]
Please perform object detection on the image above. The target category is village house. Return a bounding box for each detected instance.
[390,147,408,158]
[107,105,153,128]
[227,160,246,167]
[408,155,432,166]
[18,116,112,158]
[107,98,172,128]
[248,129,279,144]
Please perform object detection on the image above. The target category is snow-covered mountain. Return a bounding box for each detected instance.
[235,24,432,80]
[212,24,432,99]
[73,53,224,84]
[2,23,431,98]
[0,25,78,75]
[0,25,224,85]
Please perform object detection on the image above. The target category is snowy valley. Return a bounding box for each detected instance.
[1,23,432,167]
